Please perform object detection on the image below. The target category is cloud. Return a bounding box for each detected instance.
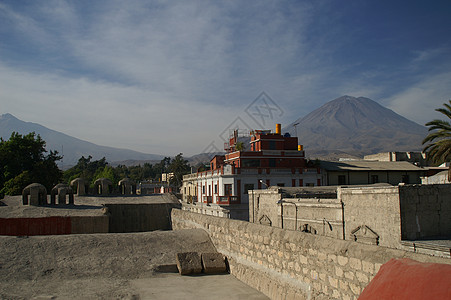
[0,62,238,155]
[386,70,451,126]
[1,1,451,156]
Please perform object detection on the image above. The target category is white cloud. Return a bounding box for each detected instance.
[0,62,238,155]
[386,71,451,126]
[1,1,450,156]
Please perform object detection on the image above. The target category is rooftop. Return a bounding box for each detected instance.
[320,160,424,171]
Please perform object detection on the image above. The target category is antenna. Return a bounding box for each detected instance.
[61,145,64,170]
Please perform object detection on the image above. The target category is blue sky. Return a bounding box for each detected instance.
[1,0,450,156]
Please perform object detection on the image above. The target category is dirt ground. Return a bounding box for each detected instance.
[0,229,269,299]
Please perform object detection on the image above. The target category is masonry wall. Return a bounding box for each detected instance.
[281,199,343,239]
[106,203,178,233]
[171,209,451,300]
[249,189,282,227]
[250,189,343,239]
[398,184,451,240]
[340,186,402,249]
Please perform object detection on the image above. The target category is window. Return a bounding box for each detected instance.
[224,184,232,196]
[269,141,276,150]
[202,186,206,194]
[371,175,379,184]
[269,158,276,167]
[306,183,314,187]
[242,159,260,167]
[277,183,285,187]
[244,184,254,194]
[338,175,346,185]
[214,184,218,194]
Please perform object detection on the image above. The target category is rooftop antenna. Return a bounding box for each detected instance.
[293,122,300,138]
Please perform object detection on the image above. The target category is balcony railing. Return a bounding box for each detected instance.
[217,195,240,205]
[202,196,213,204]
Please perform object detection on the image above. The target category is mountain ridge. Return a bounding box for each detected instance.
[283,95,427,159]
[0,113,164,167]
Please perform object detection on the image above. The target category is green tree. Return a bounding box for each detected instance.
[63,156,108,186]
[235,141,245,151]
[93,165,117,185]
[153,157,171,181]
[168,153,190,191]
[422,100,451,180]
[0,132,62,195]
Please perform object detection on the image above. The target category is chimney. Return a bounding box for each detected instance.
[276,123,281,135]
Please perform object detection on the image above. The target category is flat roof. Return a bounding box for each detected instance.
[0,194,179,218]
[279,183,392,197]
[320,160,424,171]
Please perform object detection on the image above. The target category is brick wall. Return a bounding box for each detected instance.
[171,209,451,300]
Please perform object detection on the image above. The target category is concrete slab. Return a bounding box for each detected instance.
[131,273,269,299]
[202,252,227,274]
[176,252,202,275]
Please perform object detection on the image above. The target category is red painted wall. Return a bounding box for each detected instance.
[0,217,71,236]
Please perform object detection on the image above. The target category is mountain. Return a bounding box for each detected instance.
[0,113,164,167]
[282,96,428,159]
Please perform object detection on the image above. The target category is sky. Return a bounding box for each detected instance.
[1,0,450,156]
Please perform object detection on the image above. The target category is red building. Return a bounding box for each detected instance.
[182,124,322,220]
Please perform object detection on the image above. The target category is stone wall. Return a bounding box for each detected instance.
[281,198,343,239]
[341,184,451,250]
[181,202,250,220]
[106,203,178,233]
[171,209,451,300]
[249,188,282,227]
[398,184,451,240]
[340,186,401,249]
[250,188,343,240]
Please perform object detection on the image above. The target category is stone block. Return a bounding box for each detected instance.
[201,252,227,274]
[356,271,369,283]
[349,257,362,270]
[176,252,202,275]
[329,276,338,288]
[337,255,348,266]
[344,271,354,280]
[362,261,374,274]
[335,266,343,277]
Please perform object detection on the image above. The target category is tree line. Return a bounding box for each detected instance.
[1,100,450,196]
[0,132,190,196]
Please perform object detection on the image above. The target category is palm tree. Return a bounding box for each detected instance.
[422,100,451,180]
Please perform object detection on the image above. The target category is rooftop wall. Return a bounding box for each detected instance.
[171,209,451,300]
[398,184,451,240]
[340,186,402,249]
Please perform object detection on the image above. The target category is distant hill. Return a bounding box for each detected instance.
[283,96,428,160]
[0,113,164,167]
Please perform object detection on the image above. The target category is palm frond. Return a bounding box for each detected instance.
[423,100,451,165]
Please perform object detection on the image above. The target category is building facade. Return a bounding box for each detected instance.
[182,125,322,220]
[320,160,425,185]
